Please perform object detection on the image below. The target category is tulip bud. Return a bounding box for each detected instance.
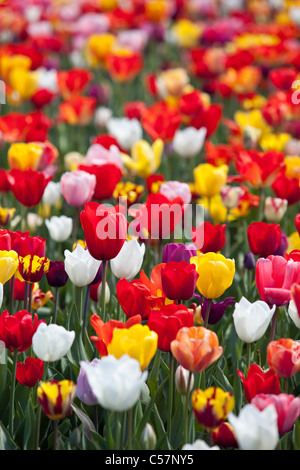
[244,252,255,270]
[140,423,157,450]
[175,365,194,395]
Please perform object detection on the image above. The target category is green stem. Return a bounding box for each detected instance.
[101,260,108,321]
[183,371,193,445]
[246,343,251,372]
[204,299,212,329]
[167,353,174,440]
[82,284,90,342]
[53,420,59,450]
[127,407,133,450]
[8,349,18,436]
[34,363,48,450]
[9,274,15,315]
[258,187,265,221]
[53,287,59,324]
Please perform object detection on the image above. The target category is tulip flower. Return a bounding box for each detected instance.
[233,297,276,343]
[161,261,198,301]
[106,49,143,83]
[80,202,128,261]
[37,380,76,420]
[211,422,238,449]
[264,197,288,223]
[18,254,50,283]
[147,304,194,353]
[76,359,100,406]
[7,169,52,207]
[182,440,220,451]
[193,163,228,199]
[122,139,163,179]
[191,252,235,299]
[60,170,96,207]
[116,278,162,320]
[16,357,44,387]
[220,186,244,210]
[59,95,97,126]
[42,181,62,206]
[192,387,235,430]
[107,324,158,371]
[235,149,285,189]
[192,222,226,254]
[32,323,75,362]
[255,255,300,306]
[251,393,300,435]
[267,338,300,378]
[162,243,197,263]
[10,232,46,257]
[247,222,282,258]
[64,244,102,287]
[288,300,300,328]
[175,365,195,395]
[140,423,157,451]
[170,326,223,373]
[110,239,145,281]
[46,261,68,288]
[237,364,280,403]
[0,250,18,285]
[141,102,181,142]
[159,181,192,204]
[228,404,279,450]
[80,355,148,412]
[195,296,235,326]
[173,127,206,159]
[7,142,43,171]
[107,117,142,151]
[90,313,141,356]
[78,163,122,201]
[45,216,73,243]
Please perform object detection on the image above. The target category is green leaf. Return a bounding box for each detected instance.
[293,419,300,450]
[71,404,96,442]
[0,422,18,450]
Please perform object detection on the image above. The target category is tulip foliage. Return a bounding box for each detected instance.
[1,0,300,454]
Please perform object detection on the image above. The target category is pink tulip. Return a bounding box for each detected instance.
[251,393,300,435]
[159,181,192,204]
[255,255,300,306]
[61,170,96,207]
[86,144,123,170]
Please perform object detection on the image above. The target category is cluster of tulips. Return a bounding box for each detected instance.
[1,0,300,452]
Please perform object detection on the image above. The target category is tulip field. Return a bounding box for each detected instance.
[2,0,300,454]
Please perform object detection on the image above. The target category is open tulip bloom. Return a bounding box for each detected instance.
[2,0,300,452]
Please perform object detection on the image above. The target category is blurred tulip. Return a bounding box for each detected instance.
[61,170,96,207]
[159,180,192,204]
[228,404,279,450]
[107,117,142,151]
[247,222,282,258]
[233,297,276,343]
[37,380,76,420]
[211,422,238,449]
[80,355,148,412]
[192,222,226,254]
[267,338,300,378]
[264,197,288,223]
[8,169,52,208]
[173,127,206,159]
[122,139,163,178]
[162,243,197,263]
[16,357,44,387]
[0,250,18,285]
[32,323,75,362]
[76,358,100,406]
[194,164,228,198]
[45,216,73,243]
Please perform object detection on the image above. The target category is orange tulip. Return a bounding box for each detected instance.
[267,338,300,378]
[59,95,97,126]
[170,326,223,373]
[106,49,143,83]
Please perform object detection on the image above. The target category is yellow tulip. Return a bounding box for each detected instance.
[191,252,235,299]
[260,133,291,152]
[287,232,300,254]
[85,33,116,67]
[194,164,228,199]
[122,139,163,178]
[197,196,228,223]
[0,54,32,80]
[0,250,18,285]
[284,156,300,179]
[0,207,16,227]
[9,67,38,100]
[107,324,158,371]
[234,109,271,139]
[8,143,43,171]
[171,19,202,48]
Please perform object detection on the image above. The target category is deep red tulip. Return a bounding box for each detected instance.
[16,357,44,387]
[211,422,238,448]
[78,163,122,201]
[272,171,300,206]
[116,278,162,320]
[192,222,226,253]
[255,255,300,306]
[269,67,298,91]
[147,304,194,352]
[0,309,45,353]
[236,363,280,403]
[7,169,52,207]
[247,222,281,258]
[8,231,46,257]
[46,261,69,288]
[161,261,198,301]
[80,202,128,261]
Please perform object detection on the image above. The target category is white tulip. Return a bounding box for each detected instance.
[94,107,113,129]
[42,181,62,206]
[233,297,276,343]
[173,127,206,158]
[80,354,148,412]
[64,244,102,287]
[107,117,143,151]
[45,215,73,243]
[32,323,75,362]
[182,440,220,450]
[264,197,288,223]
[110,239,145,280]
[228,404,279,450]
[288,300,300,328]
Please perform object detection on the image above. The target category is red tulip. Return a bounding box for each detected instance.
[59,95,97,126]
[57,68,93,99]
[0,309,45,353]
[78,163,122,201]
[106,51,143,83]
[8,231,46,257]
[236,150,285,188]
[295,214,300,235]
[16,357,44,387]
[147,304,194,352]
[142,102,182,142]
[272,171,300,205]
[192,222,226,253]
[116,278,162,320]
[269,67,298,91]
[267,338,300,378]
[255,255,300,305]
[7,169,52,207]
[247,222,282,258]
[251,393,300,434]
[211,422,238,448]
[161,261,198,301]
[80,201,128,261]
[236,363,280,403]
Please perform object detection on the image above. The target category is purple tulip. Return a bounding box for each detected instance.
[193,294,235,325]
[76,359,100,406]
[162,243,197,264]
